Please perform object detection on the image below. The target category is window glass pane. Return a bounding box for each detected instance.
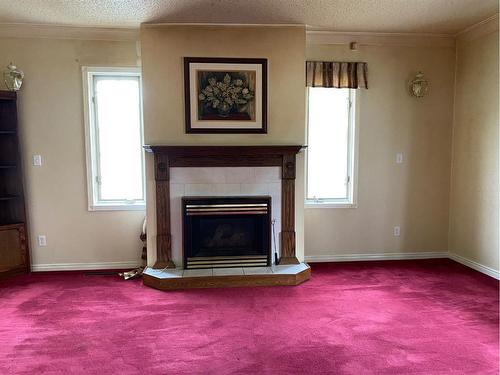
[94,76,143,201]
[307,88,350,200]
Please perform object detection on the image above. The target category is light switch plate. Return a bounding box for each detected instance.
[37,235,47,247]
[396,153,403,164]
[33,155,42,166]
[393,226,401,237]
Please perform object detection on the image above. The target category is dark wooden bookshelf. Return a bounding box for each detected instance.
[0,90,29,279]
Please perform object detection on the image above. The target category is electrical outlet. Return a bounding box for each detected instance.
[37,235,47,247]
[393,226,401,237]
[396,153,404,164]
[33,155,42,166]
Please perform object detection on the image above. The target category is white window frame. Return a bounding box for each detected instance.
[82,66,146,211]
[305,88,359,209]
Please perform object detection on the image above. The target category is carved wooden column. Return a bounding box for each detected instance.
[18,224,28,272]
[153,152,175,269]
[279,153,300,265]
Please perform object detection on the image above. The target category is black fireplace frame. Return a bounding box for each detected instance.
[182,196,272,269]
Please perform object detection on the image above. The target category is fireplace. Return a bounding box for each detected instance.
[144,145,304,269]
[183,196,271,269]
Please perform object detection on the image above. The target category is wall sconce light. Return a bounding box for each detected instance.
[409,72,429,98]
[3,62,24,91]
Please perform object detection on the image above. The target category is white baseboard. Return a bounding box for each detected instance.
[305,251,499,280]
[31,254,499,280]
[305,251,448,263]
[448,253,500,280]
[31,261,141,272]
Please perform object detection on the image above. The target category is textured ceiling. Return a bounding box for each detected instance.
[0,0,497,34]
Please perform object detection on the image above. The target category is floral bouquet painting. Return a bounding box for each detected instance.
[184,57,267,133]
[198,72,255,119]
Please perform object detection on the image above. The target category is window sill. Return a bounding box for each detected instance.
[305,201,357,209]
[89,204,146,212]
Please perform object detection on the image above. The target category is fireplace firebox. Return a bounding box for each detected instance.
[183,196,271,269]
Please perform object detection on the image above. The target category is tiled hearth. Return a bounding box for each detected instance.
[145,263,308,278]
[143,263,310,290]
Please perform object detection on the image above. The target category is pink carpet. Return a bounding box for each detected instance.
[0,259,498,374]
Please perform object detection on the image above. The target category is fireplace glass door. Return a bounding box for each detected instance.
[183,197,271,269]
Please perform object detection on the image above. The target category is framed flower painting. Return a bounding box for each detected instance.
[184,57,268,133]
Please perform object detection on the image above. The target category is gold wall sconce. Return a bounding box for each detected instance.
[409,72,429,98]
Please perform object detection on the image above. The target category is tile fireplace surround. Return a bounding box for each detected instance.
[143,145,310,290]
[171,167,280,267]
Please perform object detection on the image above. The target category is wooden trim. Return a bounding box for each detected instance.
[279,156,299,264]
[0,265,27,281]
[144,146,304,169]
[0,223,24,231]
[281,153,297,179]
[145,146,303,157]
[154,152,169,181]
[277,256,300,265]
[0,91,16,100]
[153,153,174,269]
[0,223,29,274]
[183,57,268,134]
[143,266,311,290]
[154,183,174,269]
[18,224,28,271]
[145,145,305,267]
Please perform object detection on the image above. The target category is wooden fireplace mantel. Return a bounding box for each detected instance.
[144,145,306,269]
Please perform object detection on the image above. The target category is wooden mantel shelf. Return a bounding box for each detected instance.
[144,145,305,168]
[144,145,305,153]
[144,144,306,272]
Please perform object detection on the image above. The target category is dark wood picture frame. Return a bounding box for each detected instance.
[184,57,268,134]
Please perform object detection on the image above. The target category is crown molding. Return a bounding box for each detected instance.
[456,13,499,44]
[306,30,455,48]
[141,22,304,28]
[1,18,495,46]
[0,22,139,41]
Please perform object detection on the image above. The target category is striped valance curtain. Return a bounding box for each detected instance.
[306,61,368,89]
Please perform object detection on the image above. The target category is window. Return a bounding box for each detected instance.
[306,88,357,207]
[83,67,145,211]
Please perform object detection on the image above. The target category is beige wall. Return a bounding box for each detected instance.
[2,22,496,273]
[305,41,456,258]
[449,19,499,271]
[140,25,306,266]
[0,36,145,269]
